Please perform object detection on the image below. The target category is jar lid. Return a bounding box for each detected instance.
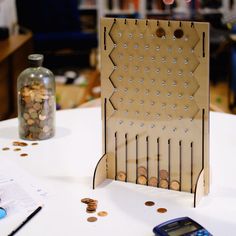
[28,54,44,67]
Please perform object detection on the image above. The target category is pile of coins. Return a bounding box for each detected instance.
[81,197,108,223]
[18,83,55,140]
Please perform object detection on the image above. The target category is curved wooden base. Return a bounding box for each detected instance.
[194,169,205,208]
[93,154,107,189]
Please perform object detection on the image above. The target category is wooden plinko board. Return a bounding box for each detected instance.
[94,18,209,206]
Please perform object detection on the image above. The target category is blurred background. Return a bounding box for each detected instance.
[0,0,236,120]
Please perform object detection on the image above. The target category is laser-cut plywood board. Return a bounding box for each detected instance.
[94,18,209,206]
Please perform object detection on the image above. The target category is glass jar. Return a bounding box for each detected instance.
[17,54,56,140]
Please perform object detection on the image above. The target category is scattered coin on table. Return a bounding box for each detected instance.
[31,142,39,146]
[97,211,108,217]
[87,217,97,223]
[20,153,28,157]
[157,208,167,213]
[13,148,21,152]
[13,141,28,147]
[2,147,10,151]
[145,201,155,207]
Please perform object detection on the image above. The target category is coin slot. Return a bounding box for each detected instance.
[125,133,128,182]
[146,136,149,186]
[156,27,166,38]
[174,29,184,39]
[157,138,160,187]
[179,141,182,191]
[104,27,107,50]
[202,109,205,169]
[135,135,139,184]
[202,32,205,57]
[168,139,171,189]
[191,142,193,193]
[104,99,107,153]
[115,132,117,180]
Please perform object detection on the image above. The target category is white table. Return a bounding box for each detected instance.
[0,108,236,236]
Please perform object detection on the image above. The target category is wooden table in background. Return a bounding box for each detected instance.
[0,32,33,120]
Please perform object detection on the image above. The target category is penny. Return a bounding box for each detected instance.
[159,179,168,189]
[117,171,126,181]
[156,27,166,38]
[137,175,147,185]
[148,177,158,187]
[31,142,39,146]
[27,119,35,125]
[160,169,169,180]
[20,153,28,157]
[174,28,184,39]
[97,211,108,217]
[170,180,180,191]
[13,141,28,146]
[13,148,21,152]
[138,166,147,177]
[81,198,93,204]
[23,113,30,120]
[145,201,155,206]
[86,209,96,213]
[2,147,10,151]
[157,208,167,213]
[87,217,97,222]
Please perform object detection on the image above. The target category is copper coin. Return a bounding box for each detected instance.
[137,175,147,185]
[20,153,28,157]
[86,209,96,214]
[117,171,126,181]
[148,177,158,187]
[157,208,167,213]
[31,142,39,146]
[2,147,10,151]
[13,148,21,152]
[145,201,155,206]
[97,211,108,217]
[174,28,184,39]
[160,169,168,180]
[156,27,166,38]
[170,180,180,191]
[81,198,93,204]
[138,166,147,177]
[159,179,168,189]
[87,217,97,222]
[13,141,28,147]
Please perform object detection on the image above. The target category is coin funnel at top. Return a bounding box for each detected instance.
[17,54,56,140]
[93,18,210,207]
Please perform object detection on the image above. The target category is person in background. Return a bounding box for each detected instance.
[163,0,191,4]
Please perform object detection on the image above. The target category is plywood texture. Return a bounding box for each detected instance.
[99,18,209,195]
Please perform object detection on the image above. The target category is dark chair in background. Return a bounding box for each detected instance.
[16,0,97,68]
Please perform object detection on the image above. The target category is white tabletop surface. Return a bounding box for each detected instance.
[0,108,236,236]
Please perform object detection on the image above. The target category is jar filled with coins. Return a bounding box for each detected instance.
[17,54,56,140]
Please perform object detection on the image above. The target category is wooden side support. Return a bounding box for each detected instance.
[93,154,107,189]
[194,169,205,207]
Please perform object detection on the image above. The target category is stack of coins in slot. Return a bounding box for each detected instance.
[137,166,147,185]
[81,198,98,213]
[159,169,169,189]
[18,83,55,140]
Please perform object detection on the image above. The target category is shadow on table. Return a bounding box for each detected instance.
[0,126,71,140]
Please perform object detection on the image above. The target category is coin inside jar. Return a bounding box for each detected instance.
[137,175,147,185]
[170,180,180,191]
[117,171,126,181]
[174,28,184,39]
[87,217,97,222]
[156,27,166,38]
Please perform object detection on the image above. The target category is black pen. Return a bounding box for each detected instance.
[8,206,42,236]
